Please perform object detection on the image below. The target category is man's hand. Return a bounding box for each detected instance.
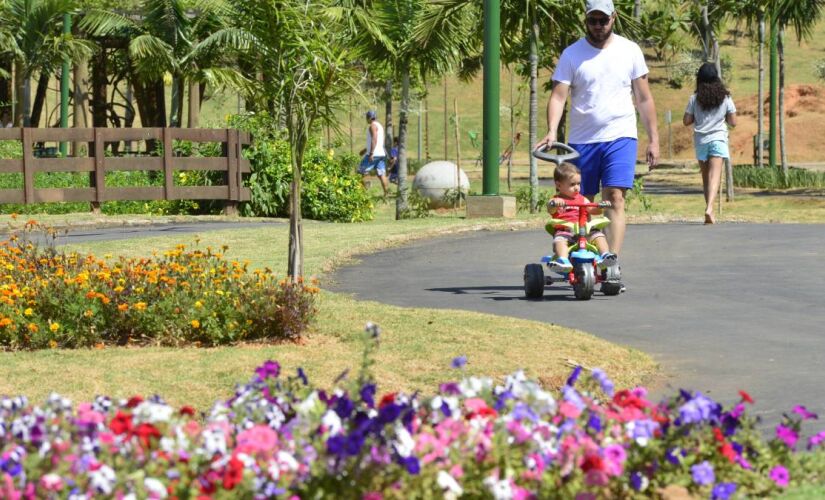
[646,140,660,168]
[534,131,557,152]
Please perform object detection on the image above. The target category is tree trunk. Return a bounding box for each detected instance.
[170,77,183,127]
[384,79,393,154]
[30,72,50,128]
[778,28,787,175]
[529,20,539,213]
[396,67,410,219]
[0,57,11,123]
[73,62,90,155]
[633,0,642,20]
[91,50,108,128]
[757,14,765,167]
[443,77,448,160]
[424,84,430,161]
[508,65,514,192]
[287,134,305,279]
[13,61,25,126]
[22,74,31,126]
[188,79,200,128]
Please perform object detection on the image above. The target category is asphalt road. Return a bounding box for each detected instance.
[328,223,825,425]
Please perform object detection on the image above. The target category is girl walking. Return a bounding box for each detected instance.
[683,63,737,224]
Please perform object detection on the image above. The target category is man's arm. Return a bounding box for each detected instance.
[632,74,659,167]
[368,122,378,159]
[534,82,570,150]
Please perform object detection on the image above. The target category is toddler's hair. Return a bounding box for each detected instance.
[554,162,580,183]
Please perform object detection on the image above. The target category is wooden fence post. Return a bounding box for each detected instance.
[163,127,174,201]
[224,128,239,215]
[92,128,104,213]
[22,128,34,204]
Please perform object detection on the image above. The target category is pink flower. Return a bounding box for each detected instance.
[808,430,825,450]
[775,424,799,449]
[559,401,582,419]
[236,424,279,455]
[770,465,790,488]
[792,405,818,421]
[76,403,106,425]
[603,444,626,476]
[363,493,383,500]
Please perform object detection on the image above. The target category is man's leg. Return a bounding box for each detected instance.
[378,174,389,199]
[601,187,628,254]
[599,138,638,256]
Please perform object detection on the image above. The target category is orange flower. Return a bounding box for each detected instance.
[134,302,147,311]
[0,317,12,327]
[117,303,128,312]
[190,319,200,329]
[27,323,38,332]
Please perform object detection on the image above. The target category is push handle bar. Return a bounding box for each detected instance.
[547,200,612,209]
[532,142,580,165]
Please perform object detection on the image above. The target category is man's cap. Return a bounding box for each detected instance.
[366,110,377,120]
[585,0,614,16]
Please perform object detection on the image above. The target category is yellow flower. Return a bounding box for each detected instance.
[191,319,200,329]
[134,302,147,311]
[194,300,203,309]
[27,323,38,332]
[24,308,33,316]
[49,322,60,332]
[84,309,94,317]
[48,340,57,348]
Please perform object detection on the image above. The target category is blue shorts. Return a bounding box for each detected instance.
[569,138,638,196]
[695,140,729,161]
[359,155,387,176]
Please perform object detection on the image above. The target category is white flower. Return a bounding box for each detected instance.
[144,477,167,498]
[321,410,343,436]
[133,401,173,424]
[277,450,299,471]
[89,465,116,495]
[297,391,320,416]
[437,470,463,497]
[483,476,513,500]
[393,425,416,458]
[201,428,227,456]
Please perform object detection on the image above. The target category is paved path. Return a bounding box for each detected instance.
[328,223,825,425]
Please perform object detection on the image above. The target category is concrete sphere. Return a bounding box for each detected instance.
[413,161,470,208]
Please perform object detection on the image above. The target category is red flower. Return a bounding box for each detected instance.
[180,406,196,416]
[134,422,162,448]
[222,456,245,490]
[378,393,397,409]
[719,442,737,463]
[126,396,144,408]
[613,390,649,410]
[581,453,605,473]
[109,411,133,435]
[713,427,725,443]
[739,390,754,404]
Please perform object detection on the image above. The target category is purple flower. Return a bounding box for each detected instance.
[255,360,280,381]
[711,482,737,500]
[678,392,721,425]
[296,367,308,385]
[770,465,789,487]
[775,424,798,449]
[665,448,683,465]
[591,368,615,397]
[439,382,461,395]
[629,472,648,492]
[360,384,376,408]
[566,365,583,387]
[400,455,420,474]
[562,385,586,411]
[587,414,602,433]
[808,430,825,450]
[451,356,467,369]
[690,461,715,486]
[792,405,818,421]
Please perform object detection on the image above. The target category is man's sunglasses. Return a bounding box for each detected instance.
[586,16,612,26]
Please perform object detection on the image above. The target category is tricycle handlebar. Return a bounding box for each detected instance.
[532,142,580,165]
[547,200,612,209]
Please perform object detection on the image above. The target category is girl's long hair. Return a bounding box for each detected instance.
[695,62,730,110]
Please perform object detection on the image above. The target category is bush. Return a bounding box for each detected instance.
[814,58,825,82]
[2,329,825,498]
[231,112,374,222]
[733,166,825,190]
[0,222,317,349]
[515,185,554,213]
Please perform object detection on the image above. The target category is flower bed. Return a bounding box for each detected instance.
[0,221,317,349]
[2,325,824,498]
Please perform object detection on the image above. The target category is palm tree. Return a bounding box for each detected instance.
[0,0,92,126]
[235,0,357,279]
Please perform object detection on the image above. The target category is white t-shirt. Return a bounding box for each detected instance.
[552,35,649,144]
[366,121,386,157]
[685,94,736,144]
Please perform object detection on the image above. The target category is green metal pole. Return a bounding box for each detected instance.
[482,0,500,196]
[60,13,71,156]
[769,15,778,169]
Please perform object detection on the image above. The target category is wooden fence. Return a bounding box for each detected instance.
[0,127,252,214]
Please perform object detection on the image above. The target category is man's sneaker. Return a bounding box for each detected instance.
[549,257,573,274]
[599,252,618,269]
[618,281,627,293]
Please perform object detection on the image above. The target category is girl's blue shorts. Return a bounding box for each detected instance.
[695,140,729,161]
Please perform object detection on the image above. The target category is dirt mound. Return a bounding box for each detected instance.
[729,84,825,163]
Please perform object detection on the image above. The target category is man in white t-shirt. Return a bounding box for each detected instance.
[358,110,390,199]
[535,0,659,292]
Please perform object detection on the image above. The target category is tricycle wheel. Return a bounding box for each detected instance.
[524,264,545,298]
[573,264,594,300]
